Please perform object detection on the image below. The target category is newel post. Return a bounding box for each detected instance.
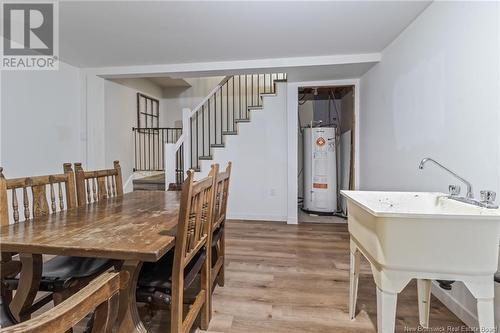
[182,108,192,173]
[165,142,176,189]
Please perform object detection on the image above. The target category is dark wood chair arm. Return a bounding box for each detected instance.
[0,271,128,333]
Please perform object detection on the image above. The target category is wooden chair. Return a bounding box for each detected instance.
[211,162,232,289]
[0,166,113,322]
[73,161,123,206]
[0,271,127,333]
[136,165,218,333]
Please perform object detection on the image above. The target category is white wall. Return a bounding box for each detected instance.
[161,76,224,128]
[359,1,500,327]
[1,62,82,177]
[200,82,288,221]
[104,79,163,192]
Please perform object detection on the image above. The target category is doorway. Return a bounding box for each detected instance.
[295,85,356,223]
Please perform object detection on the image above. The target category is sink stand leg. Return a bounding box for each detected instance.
[463,276,495,332]
[349,240,361,320]
[417,279,431,328]
[376,287,398,333]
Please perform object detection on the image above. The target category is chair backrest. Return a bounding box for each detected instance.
[0,271,126,333]
[170,164,218,333]
[73,161,123,206]
[174,165,218,269]
[0,165,77,225]
[212,162,232,231]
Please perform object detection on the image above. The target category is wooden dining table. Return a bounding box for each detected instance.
[0,190,181,333]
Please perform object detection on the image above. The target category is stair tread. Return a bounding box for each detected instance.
[210,144,225,148]
[199,156,213,160]
[222,131,238,135]
[235,119,250,122]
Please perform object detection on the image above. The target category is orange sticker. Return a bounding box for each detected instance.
[313,183,328,189]
[316,137,326,146]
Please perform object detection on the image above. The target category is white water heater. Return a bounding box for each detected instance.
[303,127,337,213]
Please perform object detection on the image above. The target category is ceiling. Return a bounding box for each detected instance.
[59,1,430,68]
[146,77,191,88]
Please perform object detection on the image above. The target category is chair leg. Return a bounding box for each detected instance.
[417,279,431,328]
[349,241,361,320]
[376,287,398,333]
[201,249,211,330]
[217,227,225,287]
[171,275,184,333]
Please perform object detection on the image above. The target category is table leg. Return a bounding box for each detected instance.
[116,260,146,333]
[10,253,42,322]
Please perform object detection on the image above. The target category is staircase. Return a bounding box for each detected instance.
[164,73,287,187]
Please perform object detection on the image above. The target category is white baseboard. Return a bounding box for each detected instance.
[431,281,478,329]
[227,213,287,222]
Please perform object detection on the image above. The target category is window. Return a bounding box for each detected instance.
[137,93,159,128]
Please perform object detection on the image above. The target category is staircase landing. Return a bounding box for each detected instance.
[133,174,165,191]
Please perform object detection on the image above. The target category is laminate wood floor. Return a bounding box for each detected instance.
[143,220,465,333]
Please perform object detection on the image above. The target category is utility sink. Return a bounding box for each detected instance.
[341,190,500,332]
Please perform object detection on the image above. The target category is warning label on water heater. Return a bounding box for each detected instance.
[316,137,326,146]
[313,183,328,189]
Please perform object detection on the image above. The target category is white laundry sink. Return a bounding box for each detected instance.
[341,190,500,332]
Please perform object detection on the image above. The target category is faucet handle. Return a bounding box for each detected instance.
[480,190,496,204]
[448,185,461,196]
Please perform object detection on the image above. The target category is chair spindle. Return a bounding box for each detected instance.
[23,187,30,219]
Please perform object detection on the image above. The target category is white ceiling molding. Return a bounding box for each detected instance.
[87,53,381,80]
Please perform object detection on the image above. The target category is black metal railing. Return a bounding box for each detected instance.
[133,127,182,171]
[189,73,287,170]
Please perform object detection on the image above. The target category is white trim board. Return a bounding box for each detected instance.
[84,53,381,78]
[286,79,360,225]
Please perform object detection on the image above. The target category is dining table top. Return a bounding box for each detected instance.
[0,191,181,262]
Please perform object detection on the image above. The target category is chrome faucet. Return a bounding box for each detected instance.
[418,158,498,209]
[418,158,474,199]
